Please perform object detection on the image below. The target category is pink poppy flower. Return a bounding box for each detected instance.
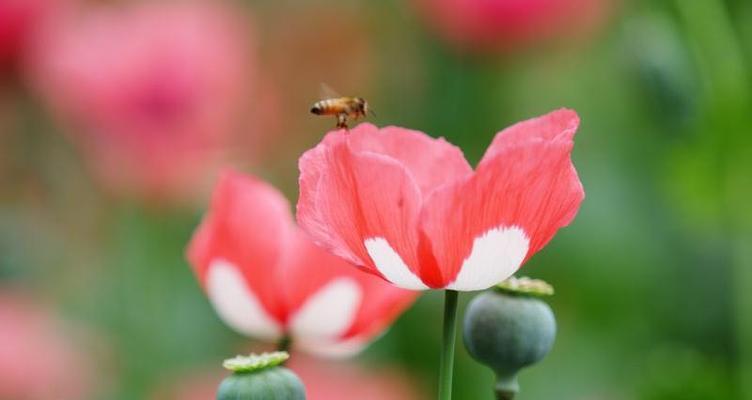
[0,291,100,400]
[0,0,70,71]
[26,1,253,201]
[297,108,584,291]
[412,0,612,53]
[186,170,417,357]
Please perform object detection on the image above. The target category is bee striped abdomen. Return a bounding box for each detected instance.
[310,96,368,129]
[311,99,341,115]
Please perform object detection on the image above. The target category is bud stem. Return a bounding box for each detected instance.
[438,290,459,400]
[277,335,292,353]
[495,389,516,400]
[494,373,519,400]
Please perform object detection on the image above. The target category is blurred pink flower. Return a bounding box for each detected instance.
[0,290,99,400]
[27,0,255,201]
[187,170,417,357]
[0,0,70,72]
[292,355,429,400]
[412,0,613,53]
[151,356,428,400]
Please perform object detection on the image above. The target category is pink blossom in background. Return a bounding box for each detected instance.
[187,170,418,357]
[297,109,584,291]
[26,0,255,201]
[151,356,428,400]
[0,290,100,400]
[412,0,613,53]
[293,355,429,400]
[0,0,70,72]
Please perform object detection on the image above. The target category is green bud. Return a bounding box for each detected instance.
[624,13,698,128]
[463,277,556,399]
[217,352,305,400]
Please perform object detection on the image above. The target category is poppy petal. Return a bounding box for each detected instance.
[283,231,418,344]
[204,259,282,339]
[293,337,367,359]
[289,277,361,342]
[187,170,293,323]
[480,108,579,164]
[298,135,428,290]
[420,125,583,290]
[189,169,417,354]
[347,123,473,195]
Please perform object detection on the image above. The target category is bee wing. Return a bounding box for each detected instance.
[319,83,342,99]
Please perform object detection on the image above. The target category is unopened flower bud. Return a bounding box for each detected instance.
[217,352,305,400]
[463,277,556,400]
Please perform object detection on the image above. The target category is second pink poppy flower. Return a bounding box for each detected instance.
[187,170,417,357]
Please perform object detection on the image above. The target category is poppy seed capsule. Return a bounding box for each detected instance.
[463,277,556,400]
[217,352,306,400]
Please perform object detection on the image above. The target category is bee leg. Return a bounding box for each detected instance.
[336,113,348,129]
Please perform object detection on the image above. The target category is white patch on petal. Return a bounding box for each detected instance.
[206,259,281,339]
[294,337,367,359]
[364,237,428,290]
[447,226,530,291]
[290,277,361,340]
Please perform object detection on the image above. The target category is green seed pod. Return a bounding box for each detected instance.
[623,13,698,129]
[216,352,306,400]
[463,277,556,400]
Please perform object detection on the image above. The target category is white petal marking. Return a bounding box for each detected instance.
[364,237,429,290]
[290,277,361,340]
[294,337,367,359]
[206,259,281,339]
[447,226,530,291]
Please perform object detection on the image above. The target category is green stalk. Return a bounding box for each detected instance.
[277,335,292,353]
[438,290,460,400]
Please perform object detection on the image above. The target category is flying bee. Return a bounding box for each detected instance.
[310,96,369,129]
[311,84,372,129]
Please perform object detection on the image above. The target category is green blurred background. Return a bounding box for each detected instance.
[1,0,751,399]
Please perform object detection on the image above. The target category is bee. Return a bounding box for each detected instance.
[310,96,369,129]
[310,84,372,129]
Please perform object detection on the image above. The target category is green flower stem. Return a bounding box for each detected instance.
[438,290,459,400]
[494,374,519,400]
[277,335,292,353]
